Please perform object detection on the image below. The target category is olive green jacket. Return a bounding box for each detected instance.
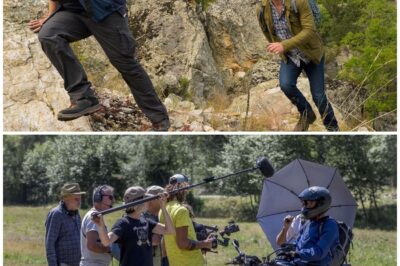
[256,0,324,64]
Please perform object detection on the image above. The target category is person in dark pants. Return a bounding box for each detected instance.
[28,0,170,130]
[257,0,339,131]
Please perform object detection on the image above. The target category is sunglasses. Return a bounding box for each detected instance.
[103,195,114,200]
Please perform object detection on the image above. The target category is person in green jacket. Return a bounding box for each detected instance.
[257,0,339,131]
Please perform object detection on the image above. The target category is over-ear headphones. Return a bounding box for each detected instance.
[93,185,107,203]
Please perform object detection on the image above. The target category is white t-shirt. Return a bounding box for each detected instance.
[286,214,309,243]
[80,208,112,266]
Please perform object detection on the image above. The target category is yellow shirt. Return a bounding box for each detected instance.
[159,200,204,266]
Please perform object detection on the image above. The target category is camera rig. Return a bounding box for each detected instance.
[194,220,240,252]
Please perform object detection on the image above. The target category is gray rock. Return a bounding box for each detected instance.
[127,0,224,104]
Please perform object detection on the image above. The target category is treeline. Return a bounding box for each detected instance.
[4,135,396,223]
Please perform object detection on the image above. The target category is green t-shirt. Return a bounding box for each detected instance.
[159,201,204,266]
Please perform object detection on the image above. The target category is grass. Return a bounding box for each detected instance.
[3,206,397,266]
[207,92,232,113]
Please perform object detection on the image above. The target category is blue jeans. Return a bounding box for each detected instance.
[279,57,338,129]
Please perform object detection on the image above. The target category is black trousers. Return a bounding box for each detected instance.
[38,10,169,123]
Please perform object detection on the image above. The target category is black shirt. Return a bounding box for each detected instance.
[112,216,157,266]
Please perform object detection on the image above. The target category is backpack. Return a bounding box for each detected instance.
[319,220,354,266]
[291,0,322,25]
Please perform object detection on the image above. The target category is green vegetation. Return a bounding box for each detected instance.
[179,76,190,91]
[195,0,215,10]
[3,206,396,266]
[318,0,396,119]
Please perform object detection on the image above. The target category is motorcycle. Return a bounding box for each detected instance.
[225,240,297,266]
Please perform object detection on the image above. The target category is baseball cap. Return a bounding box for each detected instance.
[124,186,152,203]
[146,185,165,196]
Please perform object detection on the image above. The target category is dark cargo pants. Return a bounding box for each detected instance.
[38,10,169,123]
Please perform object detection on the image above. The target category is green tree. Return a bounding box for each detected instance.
[318,0,396,120]
[3,136,49,204]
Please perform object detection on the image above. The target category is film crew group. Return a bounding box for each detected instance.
[28,0,170,131]
[257,0,339,131]
[45,183,174,266]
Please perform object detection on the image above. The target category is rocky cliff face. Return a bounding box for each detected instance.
[4,0,363,131]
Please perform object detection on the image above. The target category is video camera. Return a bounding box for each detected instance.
[194,220,240,252]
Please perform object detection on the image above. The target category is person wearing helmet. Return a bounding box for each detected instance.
[159,174,214,266]
[287,186,339,266]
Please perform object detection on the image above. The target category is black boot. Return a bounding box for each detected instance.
[293,110,316,131]
[58,98,102,121]
[152,119,171,131]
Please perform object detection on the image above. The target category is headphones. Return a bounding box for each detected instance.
[93,185,107,203]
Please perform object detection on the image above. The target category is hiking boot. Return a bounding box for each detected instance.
[152,119,170,131]
[326,125,340,132]
[293,110,316,131]
[58,98,102,121]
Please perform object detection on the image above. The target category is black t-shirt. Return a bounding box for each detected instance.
[112,216,157,266]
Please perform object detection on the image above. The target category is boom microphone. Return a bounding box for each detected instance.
[93,157,274,217]
[256,157,275,178]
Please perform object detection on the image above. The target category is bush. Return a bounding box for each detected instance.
[186,192,205,215]
[198,197,239,218]
[198,196,259,222]
[232,201,258,222]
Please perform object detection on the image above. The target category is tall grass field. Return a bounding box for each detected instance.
[3,206,396,266]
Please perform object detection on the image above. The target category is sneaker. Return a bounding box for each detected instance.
[293,110,316,131]
[58,98,102,121]
[152,119,170,131]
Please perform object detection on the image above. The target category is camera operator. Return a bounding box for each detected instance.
[276,214,308,247]
[286,187,339,266]
[160,174,214,266]
[80,185,115,266]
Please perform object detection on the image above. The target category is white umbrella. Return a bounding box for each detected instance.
[257,159,357,250]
